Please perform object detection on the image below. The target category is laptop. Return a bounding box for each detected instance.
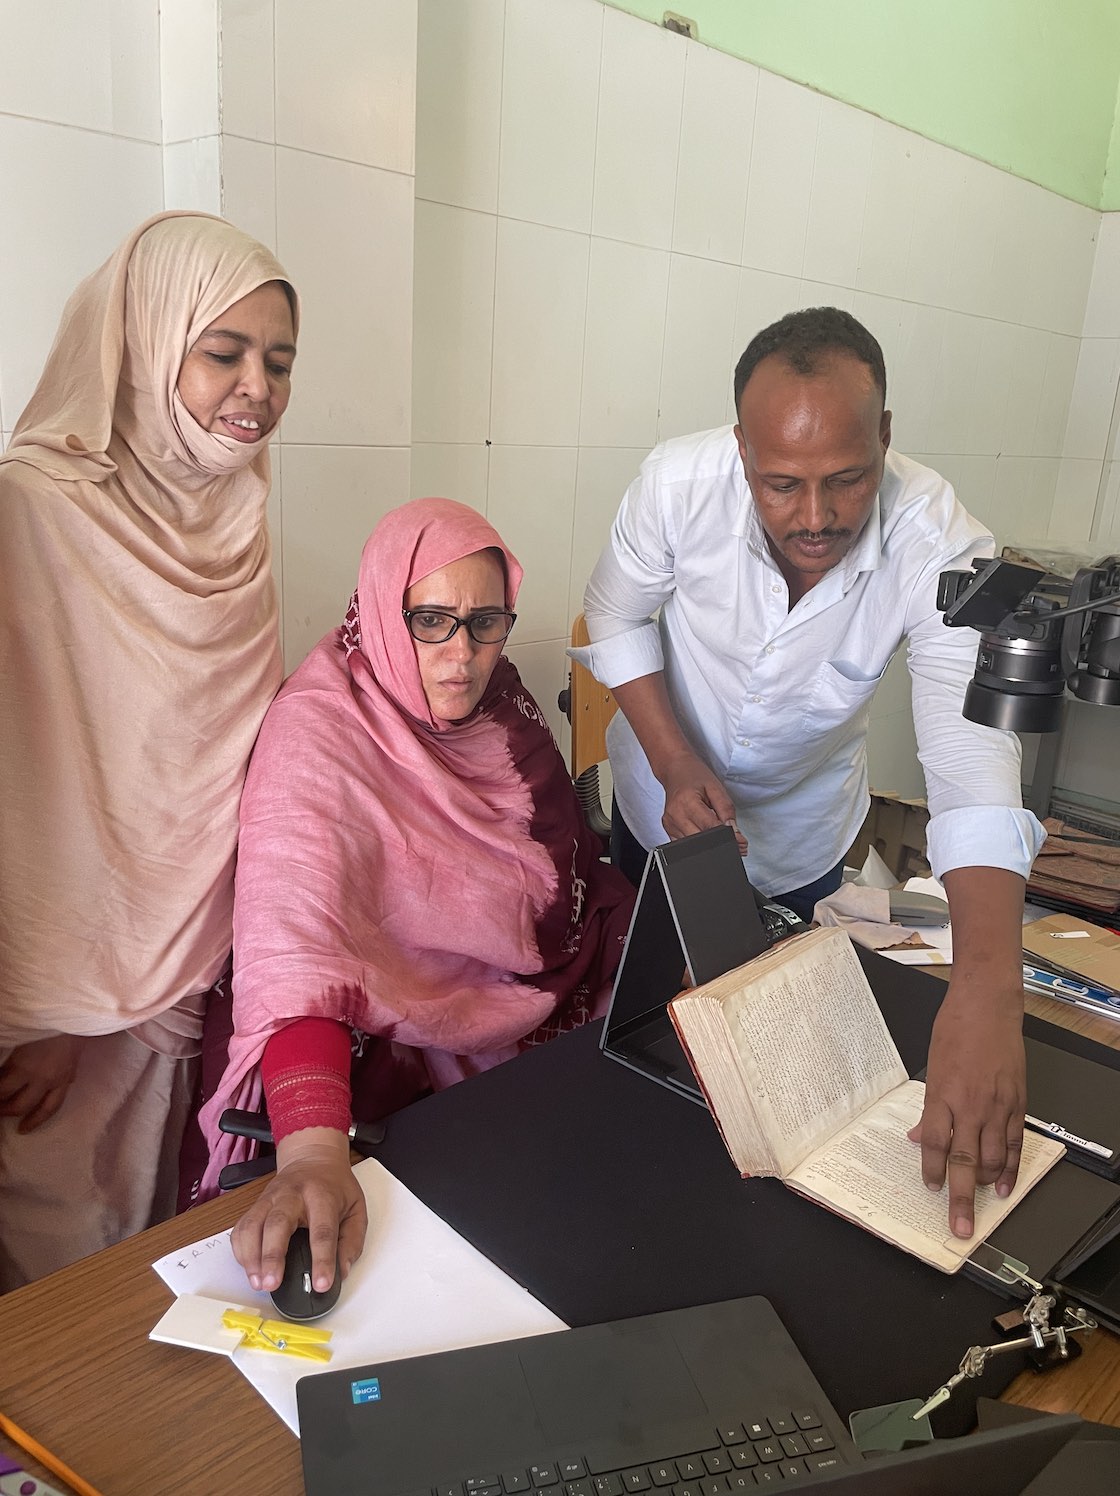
[295,1295,1099,1496]
[599,826,788,1102]
[297,1296,855,1495]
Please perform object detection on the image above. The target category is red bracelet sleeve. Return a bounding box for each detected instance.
[261,1017,352,1142]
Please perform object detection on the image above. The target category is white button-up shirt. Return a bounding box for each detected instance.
[575,426,1044,895]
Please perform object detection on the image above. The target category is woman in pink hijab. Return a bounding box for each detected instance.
[199,498,635,1297]
[0,213,298,1289]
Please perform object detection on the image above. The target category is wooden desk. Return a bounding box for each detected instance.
[3,989,1120,1496]
[0,1178,298,1496]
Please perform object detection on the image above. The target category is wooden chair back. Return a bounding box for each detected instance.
[567,613,618,778]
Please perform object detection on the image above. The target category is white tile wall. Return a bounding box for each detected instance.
[803,97,873,289]
[221,135,279,253]
[1000,324,1052,458]
[411,201,496,445]
[0,116,163,424]
[0,0,162,141]
[672,44,756,264]
[659,254,741,439]
[1084,213,1120,340]
[280,443,411,663]
[221,0,277,143]
[490,218,590,446]
[162,137,222,214]
[568,445,650,621]
[487,444,578,642]
[857,120,921,303]
[160,0,220,143]
[579,238,670,448]
[742,70,819,278]
[1098,457,1120,543]
[275,0,415,173]
[948,154,1005,321]
[415,0,503,213]
[592,7,685,251]
[1050,457,1103,545]
[410,443,490,510]
[276,146,414,447]
[499,0,602,234]
[1032,191,1099,338]
[1036,335,1081,457]
[1064,337,1120,461]
[990,454,1061,545]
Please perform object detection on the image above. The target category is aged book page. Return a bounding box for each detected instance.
[787,1078,1066,1273]
[718,926,908,1176]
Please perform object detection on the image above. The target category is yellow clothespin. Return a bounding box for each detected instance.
[222,1308,334,1363]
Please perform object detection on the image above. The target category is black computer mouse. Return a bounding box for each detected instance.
[269,1226,342,1322]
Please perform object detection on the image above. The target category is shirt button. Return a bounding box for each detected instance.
[765,645,775,655]
[751,695,762,704]
[740,738,751,747]
[771,584,781,594]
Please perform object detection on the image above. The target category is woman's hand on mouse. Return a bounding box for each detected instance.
[231,1126,367,1294]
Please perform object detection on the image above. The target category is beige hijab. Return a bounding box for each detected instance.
[0,212,297,1053]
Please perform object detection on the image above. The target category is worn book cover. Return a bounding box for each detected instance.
[669,926,1065,1274]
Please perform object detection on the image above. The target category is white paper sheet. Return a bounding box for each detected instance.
[152,1157,567,1435]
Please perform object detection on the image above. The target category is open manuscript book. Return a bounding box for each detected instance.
[669,926,1065,1273]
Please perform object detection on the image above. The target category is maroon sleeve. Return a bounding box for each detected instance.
[261,1016,352,1141]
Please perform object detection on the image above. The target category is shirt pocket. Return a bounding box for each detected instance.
[801,659,888,735]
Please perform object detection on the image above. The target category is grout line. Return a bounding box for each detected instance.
[0,108,164,148]
[1089,366,1120,543]
[652,32,689,445]
[480,0,508,514]
[571,0,606,466]
[269,138,416,181]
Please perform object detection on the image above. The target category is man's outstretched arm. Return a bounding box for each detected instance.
[910,865,1026,1238]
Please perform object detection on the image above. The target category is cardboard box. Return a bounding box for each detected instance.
[846,792,931,883]
[1022,913,1120,995]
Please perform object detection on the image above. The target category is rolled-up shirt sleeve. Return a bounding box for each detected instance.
[573,464,675,688]
[904,535,1046,880]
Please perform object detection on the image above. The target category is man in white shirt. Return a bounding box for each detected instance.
[578,307,1044,1241]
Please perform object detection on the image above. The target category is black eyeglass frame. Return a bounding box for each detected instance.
[401,607,518,645]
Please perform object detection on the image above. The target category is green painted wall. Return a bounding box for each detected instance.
[607,1,1120,211]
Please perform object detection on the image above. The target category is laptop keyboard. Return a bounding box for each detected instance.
[414,1407,848,1496]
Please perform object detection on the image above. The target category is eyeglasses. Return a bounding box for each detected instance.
[402,608,517,645]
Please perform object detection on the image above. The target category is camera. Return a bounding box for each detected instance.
[937,556,1120,733]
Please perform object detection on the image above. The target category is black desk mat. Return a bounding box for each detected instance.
[375,948,1120,1438]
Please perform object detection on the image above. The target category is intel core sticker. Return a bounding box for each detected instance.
[352,1377,382,1405]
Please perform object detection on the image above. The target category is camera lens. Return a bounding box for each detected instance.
[963,633,1066,733]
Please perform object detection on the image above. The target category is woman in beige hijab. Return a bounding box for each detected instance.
[0,212,298,1289]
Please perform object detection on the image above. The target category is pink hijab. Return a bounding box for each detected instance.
[199,499,634,1188]
[0,213,297,1052]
